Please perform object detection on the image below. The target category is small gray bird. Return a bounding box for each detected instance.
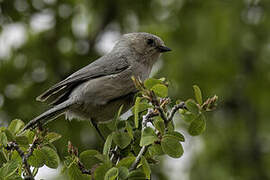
[21,32,171,137]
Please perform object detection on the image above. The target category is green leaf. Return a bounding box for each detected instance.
[144,78,163,89]
[108,105,125,131]
[99,124,113,138]
[118,166,129,180]
[0,127,5,131]
[116,156,136,168]
[185,99,199,115]
[131,100,152,115]
[148,144,164,156]
[94,163,111,180]
[25,130,35,144]
[68,162,92,180]
[28,149,45,168]
[140,127,158,147]
[0,132,8,147]
[128,170,146,180]
[180,110,196,123]
[0,149,9,165]
[188,114,206,136]
[161,136,183,158]
[15,135,29,145]
[112,132,132,149]
[4,129,15,142]
[159,77,166,82]
[0,160,19,178]
[41,146,60,169]
[79,150,102,169]
[153,117,165,135]
[44,132,62,143]
[32,167,39,177]
[103,134,113,158]
[125,122,134,140]
[5,174,23,180]
[8,119,25,135]
[117,121,126,130]
[11,151,22,162]
[116,105,124,119]
[165,131,185,142]
[47,143,57,152]
[94,153,107,163]
[193,85,203,105]
[141,156,151,179]
[104,167,118,180]
[137,101,152,113]
[64,156,76,169]
[151,84,168,98]
[134,97,141,128]
[167,121,175,132]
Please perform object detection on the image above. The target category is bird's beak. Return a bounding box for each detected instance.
[157,46,172,53]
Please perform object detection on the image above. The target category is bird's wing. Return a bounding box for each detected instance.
[37,55,130,105]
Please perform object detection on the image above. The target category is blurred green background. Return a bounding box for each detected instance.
[1,0,270,179]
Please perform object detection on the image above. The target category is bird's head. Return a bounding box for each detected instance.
[124,32,171,55]
[114,32,171,62]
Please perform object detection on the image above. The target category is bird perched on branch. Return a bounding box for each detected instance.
[21,32,171,139]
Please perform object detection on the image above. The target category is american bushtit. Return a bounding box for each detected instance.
[21,32,171,137]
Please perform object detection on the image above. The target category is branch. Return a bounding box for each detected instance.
[78,160,91,175]
[67,141,92,175]
[155,106,168,122]
[129,146,148,171]
[25,136,39,160]
[6,142,34,180]
[130,109,154,171]
[142,109,158,127]
[110,146,118,162]
[167,102,186,122]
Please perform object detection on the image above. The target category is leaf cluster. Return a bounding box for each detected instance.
[0,78,217,180]
[0,120,61,180]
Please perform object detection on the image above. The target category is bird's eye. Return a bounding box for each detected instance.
[147,38,154,45]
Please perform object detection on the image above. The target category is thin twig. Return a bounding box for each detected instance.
[110,146,118,162]
[142,109,154,128]
[6,142,34,180]
[129,145,148,171]
[130,109,153,171]
[67,141,91,175]
[116,156,120,165]
[155,106,168,122]
[78,160,91,175]
[25,136,39,160]
[130,102,186,171]
[167,102,186,122]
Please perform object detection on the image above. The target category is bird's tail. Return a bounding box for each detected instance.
[20,101,73,133]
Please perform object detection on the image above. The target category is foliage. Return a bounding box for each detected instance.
[0,78,217,179]
[1,0,270,179]
[0,120,61,180]
[3,0,270,179]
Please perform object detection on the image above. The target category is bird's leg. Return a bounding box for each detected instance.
[90,119,105,142]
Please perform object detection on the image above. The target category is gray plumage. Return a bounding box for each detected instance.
[22,32,171,132]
